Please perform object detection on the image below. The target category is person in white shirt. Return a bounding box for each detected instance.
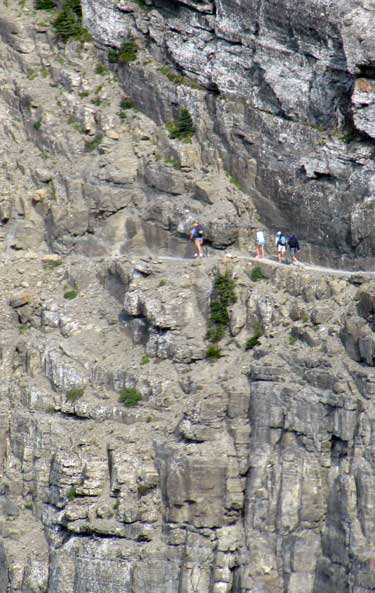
[255,229,265,258]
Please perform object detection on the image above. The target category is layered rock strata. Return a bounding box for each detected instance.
[0,251,375,593]
[2,2,375,593]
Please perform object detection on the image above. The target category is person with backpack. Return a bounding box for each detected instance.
[288,234,300,264]
[190,222,204,258]
[275,231,287,263]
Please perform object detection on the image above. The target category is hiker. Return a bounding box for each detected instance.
[288,233,300,264]
[190,222,204,258]
[275,231,287,263]
[255,229,265,258]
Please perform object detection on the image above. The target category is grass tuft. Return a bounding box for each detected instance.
[245,334,261,350]
[206,344,222,360]
[33,118,42,130]
[66,387,84,401]
[250,266,268,282]
[84,133,103,152]
[64,289,78,300]
[159,66,201,89]
[66,486,78,501]
[119,387,142,407]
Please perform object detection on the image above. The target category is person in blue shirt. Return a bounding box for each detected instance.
[190,223,204,258]
[275,231,287,263]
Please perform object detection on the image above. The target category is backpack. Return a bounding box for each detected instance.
[193,224,204,238]
[278,234,286,246]
[288,235,298,248]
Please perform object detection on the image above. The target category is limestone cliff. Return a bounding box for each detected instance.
[83,0,375,266]
[1,2,375,593]
[2,249,375,593]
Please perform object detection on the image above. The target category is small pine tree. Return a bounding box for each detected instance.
[177,108,194,135]
[53,0,83,40]
[169,108,194,141]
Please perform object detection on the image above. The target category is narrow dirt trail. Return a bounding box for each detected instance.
[1,250,374,279]
[158,253,375,278]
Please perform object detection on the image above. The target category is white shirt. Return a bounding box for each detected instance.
[256,231,265,244]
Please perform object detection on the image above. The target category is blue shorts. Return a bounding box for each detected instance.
[256,240,265,246]
[194,237,204,242]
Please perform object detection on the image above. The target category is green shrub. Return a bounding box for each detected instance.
[118,39,138,63]
[43,258,63,269]
[53,0,90,42]
[133,0,152,11]
[118,98,134,121]
[165,158,180,169]
[66,486,78,501]
[27,69,38,81]
[167,108,194,142]
[141,355,150,365]
[35,0,55,9]
[119,387,142,407]
[206,325,225,343]
[84,133,103,152]
[229,175,241,190]
[66,387,84,401]
[339,131,354,144]
[250,266,268,282]
[95,63,108,76]
[289,334,297,345]
[108,48,120,63]
[19,324,28,335]
[33,118,42,130]
[64,289,78,299]
[120,97,134,110]
[206,345,222,360]
[159,66,201,89]
[245,335,261,350]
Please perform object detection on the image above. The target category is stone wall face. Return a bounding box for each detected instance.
[3,2,375,593]
[2,253,375,593]
[82,0,375,264]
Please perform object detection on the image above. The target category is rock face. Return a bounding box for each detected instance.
[81,0,375,266]
[2,2,375,593]
[0,1,256,262]
[0,249,374,593]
